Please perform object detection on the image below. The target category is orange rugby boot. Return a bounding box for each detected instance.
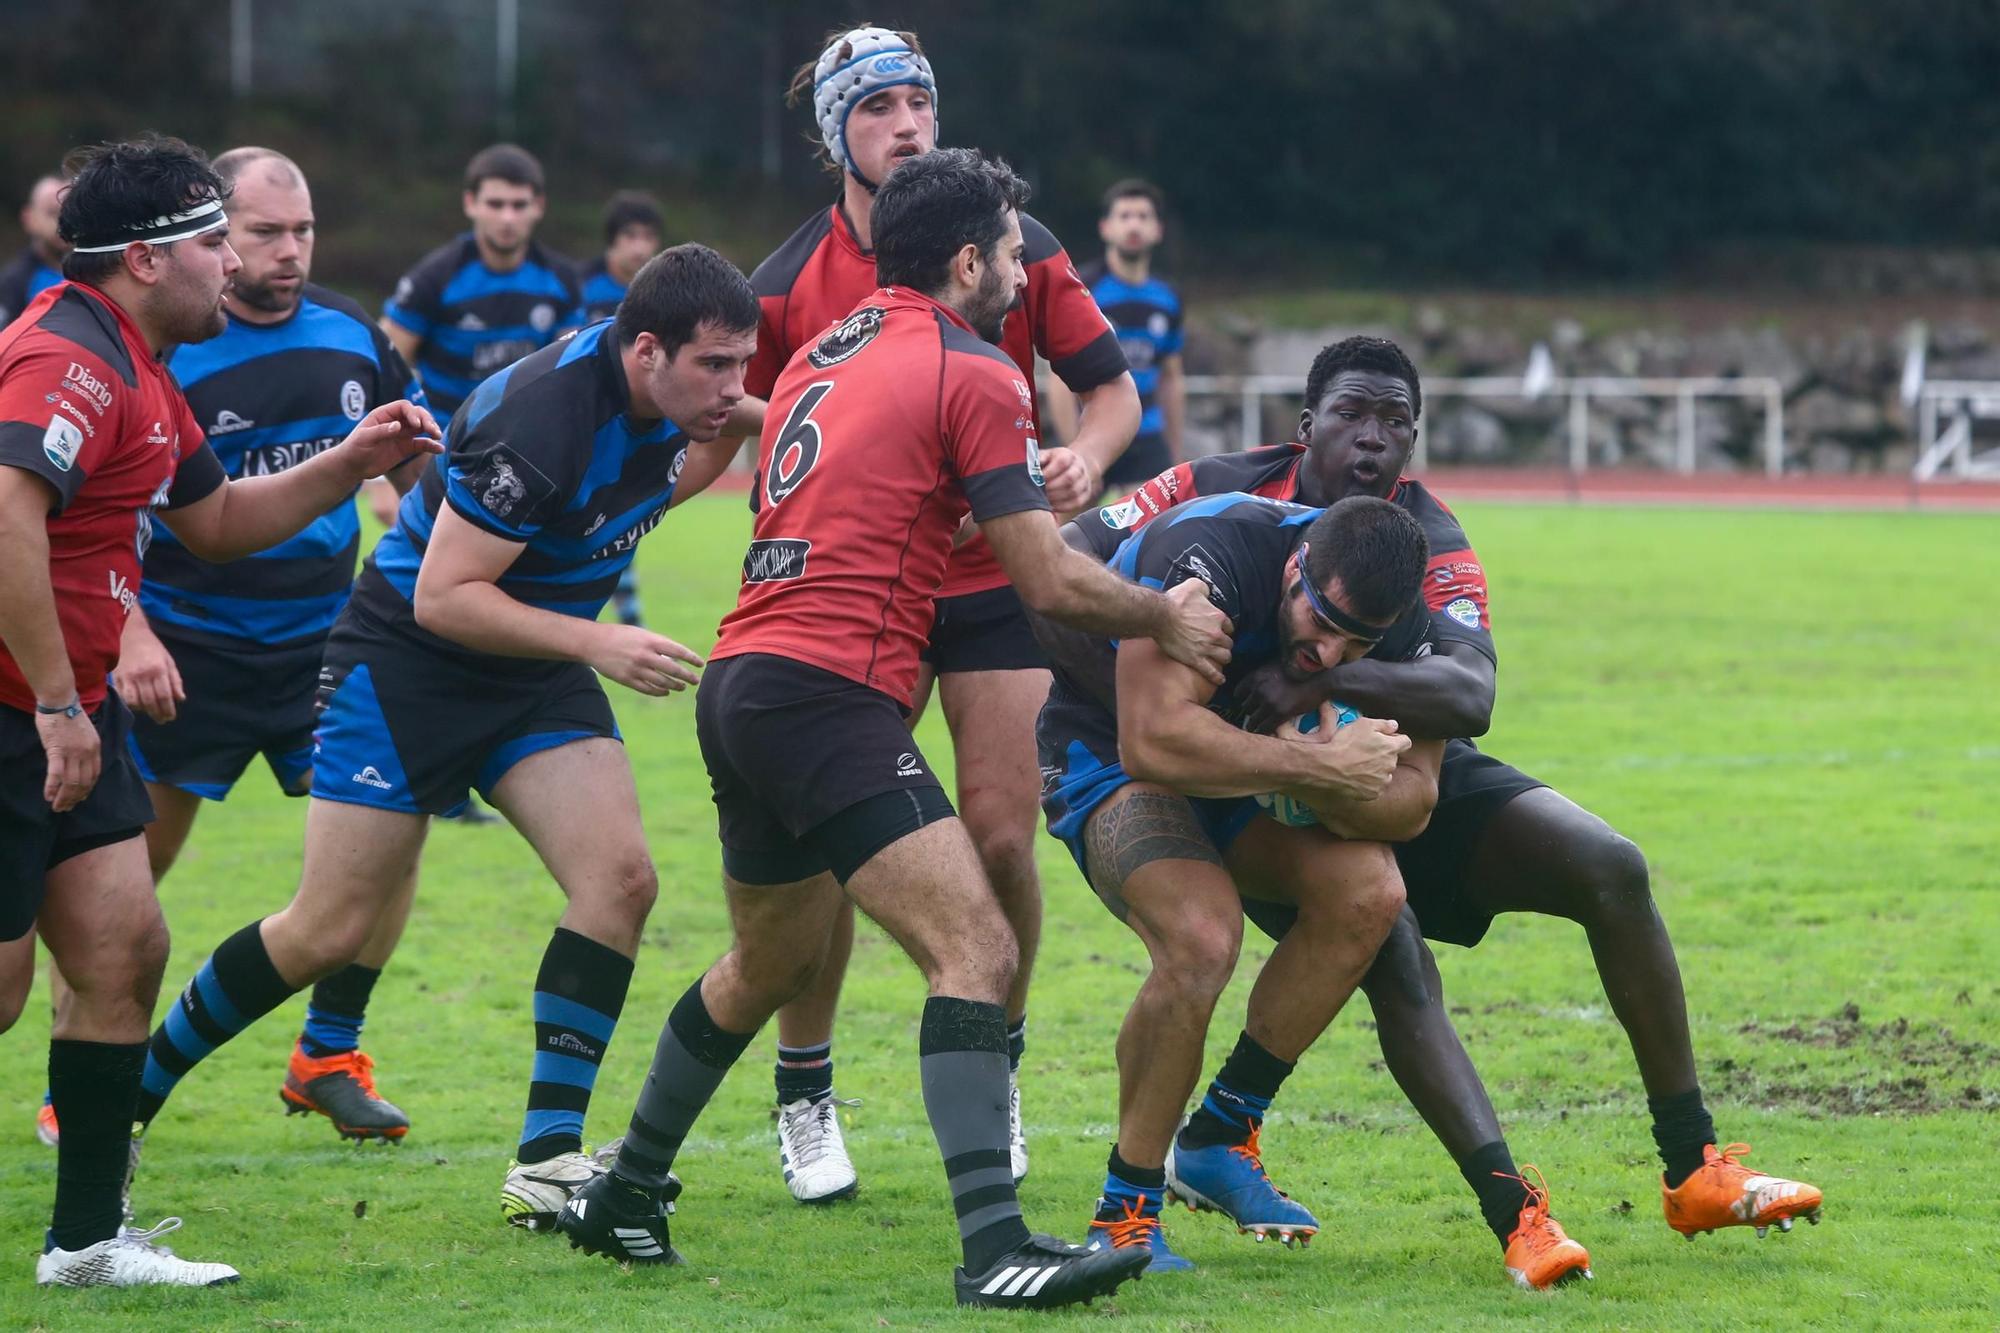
[280,1043,409,1141]
[35,1099,59,1147]
[1662,1142,1823,1238]
[1497,1166,1593,1290]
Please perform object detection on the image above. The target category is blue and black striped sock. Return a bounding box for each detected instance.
[301,964,382,1058]
[1178,1030,1295,1151]
[136,921,297,1126]
[517,928,633,1164]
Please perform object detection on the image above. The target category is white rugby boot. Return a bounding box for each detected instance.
[502,1150,603,1230]
[777,1095,859,1204]
[36,1217,238,1287]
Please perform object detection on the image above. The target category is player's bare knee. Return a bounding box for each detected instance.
[1153,916,1241,1002]
[1573,831,1652,924]
[604,850,660,925]
[1362,913,1434,1011]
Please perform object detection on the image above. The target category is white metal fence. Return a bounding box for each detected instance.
[1914,381,2000,481]
[1180,375,1787,476]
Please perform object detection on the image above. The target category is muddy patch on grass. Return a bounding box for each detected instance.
[1723,1003,2000,1115]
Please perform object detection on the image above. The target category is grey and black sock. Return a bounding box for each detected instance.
[614,977,755,1192]
[919,995,1031,1274]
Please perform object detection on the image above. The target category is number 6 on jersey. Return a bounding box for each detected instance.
[765,381,832,505]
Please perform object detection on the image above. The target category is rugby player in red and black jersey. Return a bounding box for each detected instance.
[737,26,1143,1200]
[0,135,438,1289]
[1072,335,1824,1282]
[556,149,1226,1309]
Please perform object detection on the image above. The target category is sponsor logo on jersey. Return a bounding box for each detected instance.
[1011,379,1033,410]
[351,765,393,790]
[583,511,607,535]
[42,415,82,471]
[1148,311,1172,338]
[61,361,114,413]
[668,447,687,485]
[145,421,169,447]
[243,435,343,476]
[210,408,255,434]
[46,395,96,436]
[1025,436,1044,487]
[1167,540,1238,610]
[895,752,923,777]
[1099,498,1142,530]
[742,537,810,583]
[341,380,367,420]
[107,569,138,614]
[394,276,414,306]
[456,311,487,331]
[1445,597,1481,628]
[529,303,557,333]
[806,306,884,368]
[473,338,536,372]
[605,505,670,555]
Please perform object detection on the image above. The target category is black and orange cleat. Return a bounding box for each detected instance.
[280,1043,409,1141]
[1496,1166,1592,1290]
[1663,1142,1823,1239]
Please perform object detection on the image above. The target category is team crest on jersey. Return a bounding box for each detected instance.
[1148,312,1171,338]
[1445,597,1482,628]
[41,415,82,472]
[807,306,884,368]
[530,303,557,333]
[341,380,366,420]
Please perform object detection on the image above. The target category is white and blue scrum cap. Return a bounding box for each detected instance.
[813,27,937,192]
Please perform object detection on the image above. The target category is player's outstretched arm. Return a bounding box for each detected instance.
[412,504,700,695]
[1275,719,1443,842]
[1238,639,1497,740]
[1115,637,1410,801]
[982,507,1231,684]
[160,402,442,563]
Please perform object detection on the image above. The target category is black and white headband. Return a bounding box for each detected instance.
[70,197,229,254]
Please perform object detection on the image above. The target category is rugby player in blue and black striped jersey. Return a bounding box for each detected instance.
[133,243,762,1240]
[107,148,431,1146]
[380,144,582,423]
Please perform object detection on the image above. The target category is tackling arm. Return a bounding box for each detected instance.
[1241,638,1496,740]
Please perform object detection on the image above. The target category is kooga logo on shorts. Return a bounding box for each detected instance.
[743,538,810,582]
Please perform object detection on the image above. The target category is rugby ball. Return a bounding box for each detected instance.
[1254,702,1361,827]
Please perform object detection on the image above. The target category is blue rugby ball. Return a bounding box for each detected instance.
[1254,702,1362,827]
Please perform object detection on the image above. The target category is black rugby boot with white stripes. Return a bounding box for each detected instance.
[554,1170,683,1266]
[954,1232,1148,1309]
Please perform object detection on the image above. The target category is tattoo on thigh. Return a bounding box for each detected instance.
[1085,790,1223,891]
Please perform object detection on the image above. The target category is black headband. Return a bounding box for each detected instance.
[1294,543,1388,642]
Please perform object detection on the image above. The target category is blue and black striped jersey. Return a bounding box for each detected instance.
[352,320,691,671]
[142,284,426,649]
[382,233,583,420]
[577,257,627,322]
[0,247,62,327]
[1077,260,1182,439]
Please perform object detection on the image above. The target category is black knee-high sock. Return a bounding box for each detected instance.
[1180,1030,1296,1150]
[519,928,635,1163]
[1459,1139,1531,1246]
[614,978,756,1191]
[1650,1087,1716,1188]
[301,963,382,1058]
[136,920,297,1126]
[919,996,1031,1274]
[49,1040,146,1251]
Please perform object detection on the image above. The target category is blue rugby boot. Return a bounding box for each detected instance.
[1085,1192,1195,1273]
[1165,1126,1318,1246]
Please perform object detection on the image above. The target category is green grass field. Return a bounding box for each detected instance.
[4,496,1997,1330]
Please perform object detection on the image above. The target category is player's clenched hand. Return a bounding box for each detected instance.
[1156,578,1232,685]
[37,708,100,813]
[337,401,444,480]
[118,622,184,724]
[1298,711,1408,802]
[589,623,704,696]
[1038,447,1100,515]
[1238,660,1324,735]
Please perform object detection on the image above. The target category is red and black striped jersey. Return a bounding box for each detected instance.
[0,282,225,712]
[1077,443,1497,663]
[747,202,1123,598]
[713,288,1052,705]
